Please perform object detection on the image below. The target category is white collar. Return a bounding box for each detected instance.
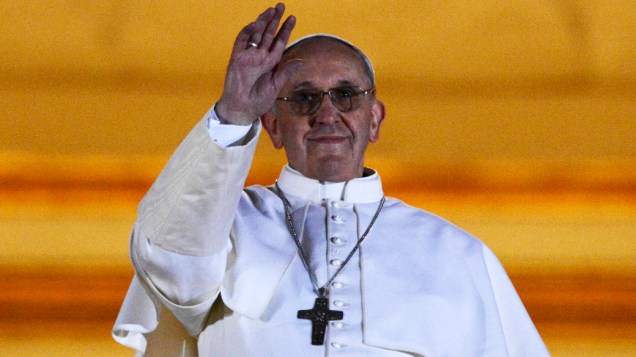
[276,165,384,204]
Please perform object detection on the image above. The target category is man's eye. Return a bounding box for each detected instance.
[333,87,357,98]
[292,92,317,103]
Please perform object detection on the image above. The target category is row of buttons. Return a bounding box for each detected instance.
[331,202,349,252]
[329,200,350,351]
[330,321,348,350]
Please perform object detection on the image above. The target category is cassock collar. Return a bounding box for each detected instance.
[276,165,384,204]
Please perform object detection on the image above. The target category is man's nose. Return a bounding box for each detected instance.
[313,95,340,124]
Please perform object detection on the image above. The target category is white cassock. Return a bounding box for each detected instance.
[113,108,550,357]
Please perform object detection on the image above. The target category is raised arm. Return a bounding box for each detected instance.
[135,3,299,257]
[113,5,301,353]
[216,3,302,125]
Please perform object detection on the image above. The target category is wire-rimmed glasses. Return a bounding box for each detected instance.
[276,86,375,116]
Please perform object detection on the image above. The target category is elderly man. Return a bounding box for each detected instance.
[113,3,549,356]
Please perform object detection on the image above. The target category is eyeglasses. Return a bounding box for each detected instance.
[276,86,375,116]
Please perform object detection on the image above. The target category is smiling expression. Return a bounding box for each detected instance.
[262,38,385,182]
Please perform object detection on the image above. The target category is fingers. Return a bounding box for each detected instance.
[233,22,257,53]
[259,3,285,50]
[248,6,278,47]
[232,4,292,53]
[270,15,296,55]
[232,6,275,53]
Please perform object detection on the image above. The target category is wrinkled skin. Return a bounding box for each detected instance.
[216,3,385,182]
[261,39,385,182]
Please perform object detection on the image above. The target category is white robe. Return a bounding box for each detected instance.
[113,117,550,356]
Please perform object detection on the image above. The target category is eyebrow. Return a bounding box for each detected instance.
[292,81,315,91]
[291,80,360,92]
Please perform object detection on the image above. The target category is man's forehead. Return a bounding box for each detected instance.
[282,34,376,87]
[283,38,360,62]
[282,42,372,89]
[285,65,368,92]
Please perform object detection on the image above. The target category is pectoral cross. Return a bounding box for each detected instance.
[297,297,343,345]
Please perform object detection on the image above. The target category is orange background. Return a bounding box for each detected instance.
[1,1,635,355]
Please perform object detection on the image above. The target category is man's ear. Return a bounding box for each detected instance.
[368,100,385,143]
[261,111,284,149]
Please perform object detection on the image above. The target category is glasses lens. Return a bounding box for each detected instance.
[284,87,369,115]
[330,87,363,112]
[289,91,321,116]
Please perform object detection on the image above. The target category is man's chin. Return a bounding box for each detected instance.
[306,156,362,182]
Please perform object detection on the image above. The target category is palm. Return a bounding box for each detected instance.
[216,4,300,125]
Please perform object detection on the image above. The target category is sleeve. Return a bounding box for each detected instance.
[482,245,551,357]
[204,105,253,147]
[136,112,260,256]
[112,110,261,355]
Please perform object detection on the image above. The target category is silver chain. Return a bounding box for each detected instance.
[274,182,385,298]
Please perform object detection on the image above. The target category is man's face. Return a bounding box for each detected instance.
[262,40,385,182]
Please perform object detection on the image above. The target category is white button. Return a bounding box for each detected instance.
[331,321,345,329]
[330,259,343,267]
[331,342,345,349]
[330,237,346,245]
[331,201,350,208]
[333,300,345,307]
[332,281,345,289]
[331,215,346,224]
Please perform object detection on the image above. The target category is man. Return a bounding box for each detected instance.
[113,4,549,356]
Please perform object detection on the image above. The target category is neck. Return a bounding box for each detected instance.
[291,164,364,183]
[277,165,383,204]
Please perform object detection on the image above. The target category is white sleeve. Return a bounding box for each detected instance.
[133,233,230,305]
[113,113,261,354]
[136,115,259,256]
[205,105,253,147]
[112,226,231,356]
[130,224,230,334]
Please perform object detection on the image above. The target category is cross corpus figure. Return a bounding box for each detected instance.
[297,297,344,345]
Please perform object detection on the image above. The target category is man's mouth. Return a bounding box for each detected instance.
[307,136,347,144]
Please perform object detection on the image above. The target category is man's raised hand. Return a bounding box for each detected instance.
[216,3,302,125]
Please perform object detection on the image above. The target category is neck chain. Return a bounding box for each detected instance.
[275,182,385,298]
[274,182,385,345]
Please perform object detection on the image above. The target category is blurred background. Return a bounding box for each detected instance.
[1,1,634,355]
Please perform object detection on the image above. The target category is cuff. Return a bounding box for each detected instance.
[205,105,253,147]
